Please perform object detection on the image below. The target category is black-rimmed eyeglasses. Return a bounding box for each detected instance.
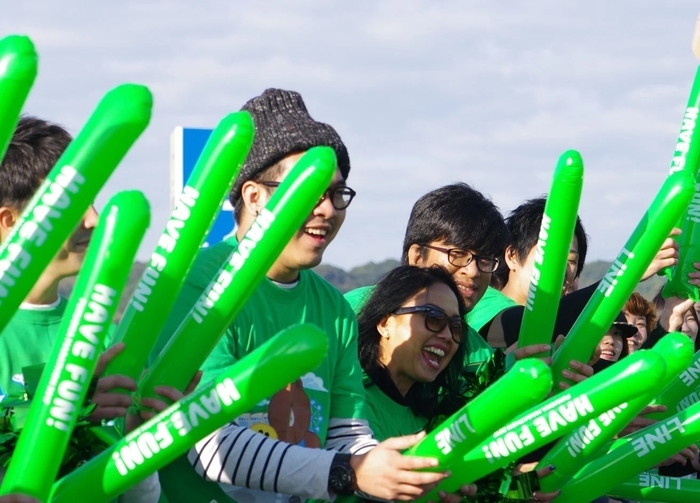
[423,244,499,273]
[392,305,464,344]
[260,181,356,210]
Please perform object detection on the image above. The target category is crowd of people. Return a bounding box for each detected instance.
[0,87,699,503]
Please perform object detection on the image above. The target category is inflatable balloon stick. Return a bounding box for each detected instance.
[517,150,583,353]
[551,170,695,389]
[0,192,150,501]
[136,146,336,401]
[0,84,152,337]
[49,324,328,503]
[607,472,700,503]
[536,333,694,492]
[663,18,700,301]
[647,347,700,420]
[418,350,667,503]
[104,112,255,390]
[557,399,700,502]
[404,359,552,468]
[0,35,37,162]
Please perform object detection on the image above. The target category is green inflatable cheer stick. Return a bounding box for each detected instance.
[647,346,700,420]
[557,399,700,502]
[517,150,583,353]
[0,35,37,162]
[551,170,695,389]
[607,472,700,503]
[536,332,694,492]
[0,191,150,501]
[662,25,700,300]
[104,112,254,390]
[0,84,152,338]
[419,350,666,502]
[49,324,328,503]
[404,359,553,469]
[136,146,336,400]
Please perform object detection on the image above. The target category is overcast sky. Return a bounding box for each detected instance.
[2,1,699,270]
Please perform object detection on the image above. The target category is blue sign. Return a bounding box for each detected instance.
[169,126,236,247]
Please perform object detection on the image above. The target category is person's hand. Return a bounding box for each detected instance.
[659,296,695,333]
[641,229,680,281]
[350,432,450,501]
[0,496,40,503]
[512,462,561,502]
[617,405,665,438]
[557,359,593,391]
[125,370,202,432]
[655,444,700,469]
[430,483,477,503]
[506,343,551,361]
[87,343,136,423]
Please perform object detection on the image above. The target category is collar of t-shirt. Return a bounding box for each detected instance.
[269,278,300,290]
[20,296,62,311]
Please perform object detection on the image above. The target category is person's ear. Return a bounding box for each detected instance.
[407,244,424,266]
[377,315,395,339]
[0,206,19,240]
[240,181,265,217]
[504,245,520,271]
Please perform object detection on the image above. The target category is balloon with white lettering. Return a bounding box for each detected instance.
[647,346,700,420]
[557,398,700,502]
[104,112,255,391]
[418,350,666,503]
[0,191,150,501]
[135,146,336,401]
[551,170,695,389]
[0,35,37,162]
[607,472,700,503]
[663,65,700,302]
[517,150,583,354]
[49,323,328,503]
[536,332,694,492]
[0,84,152,337]
[404,359,552,468]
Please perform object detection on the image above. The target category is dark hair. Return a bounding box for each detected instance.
[625,292,657,332]
[358,265,467,419]
[0,116,72,210]
[494,196,588,286]
[401,183,509,263]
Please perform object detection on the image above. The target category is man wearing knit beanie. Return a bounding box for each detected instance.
[154,89,453,503]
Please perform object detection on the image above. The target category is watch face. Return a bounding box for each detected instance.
[330,465,354,494]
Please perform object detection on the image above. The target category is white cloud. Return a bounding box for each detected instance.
[300,372,327,392]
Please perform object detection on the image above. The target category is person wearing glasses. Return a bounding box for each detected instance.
[152,89,455,503]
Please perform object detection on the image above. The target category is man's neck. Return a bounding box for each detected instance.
[266,262,300,284]
[24,273,62,305]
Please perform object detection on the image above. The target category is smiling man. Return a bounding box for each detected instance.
[152,89,452,503]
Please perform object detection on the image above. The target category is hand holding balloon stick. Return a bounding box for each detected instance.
[49,324,328,503]
[0,35,38,162]
[556,396,700,502]
[551,170,695,390]
[418,350,667,503]
[0,191,150,501]
[136,146,337,401]
[0,84,152,337]
[663,13,700,301]
[536,332,694,492]
[517,150,583,355]
[608,472,700,503]
[104,112,255,391]
[404,359,553,469]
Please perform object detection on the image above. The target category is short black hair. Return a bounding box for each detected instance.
[503,196,588,277]
[401,183,509,263]
[0,115,72,209]
[357,265,467,420]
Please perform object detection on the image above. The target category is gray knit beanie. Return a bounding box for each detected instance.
[230,88,351,207]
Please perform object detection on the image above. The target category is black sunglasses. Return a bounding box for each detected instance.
[392,305,463,344]
[260,181,356,210]
[422,244,499,273]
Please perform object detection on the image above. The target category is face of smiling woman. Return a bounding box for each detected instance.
[598,329,624,362]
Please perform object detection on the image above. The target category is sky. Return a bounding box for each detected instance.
[2,1,699,270]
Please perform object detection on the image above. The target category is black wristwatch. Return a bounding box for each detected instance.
[328,453,357,496]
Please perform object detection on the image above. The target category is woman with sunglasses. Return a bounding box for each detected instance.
[356,265,560,502]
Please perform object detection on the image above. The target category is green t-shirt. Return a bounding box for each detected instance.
[467,286,518,333]
[151,237,367,502]
[344,285,495,371]
[0,298,67,402]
